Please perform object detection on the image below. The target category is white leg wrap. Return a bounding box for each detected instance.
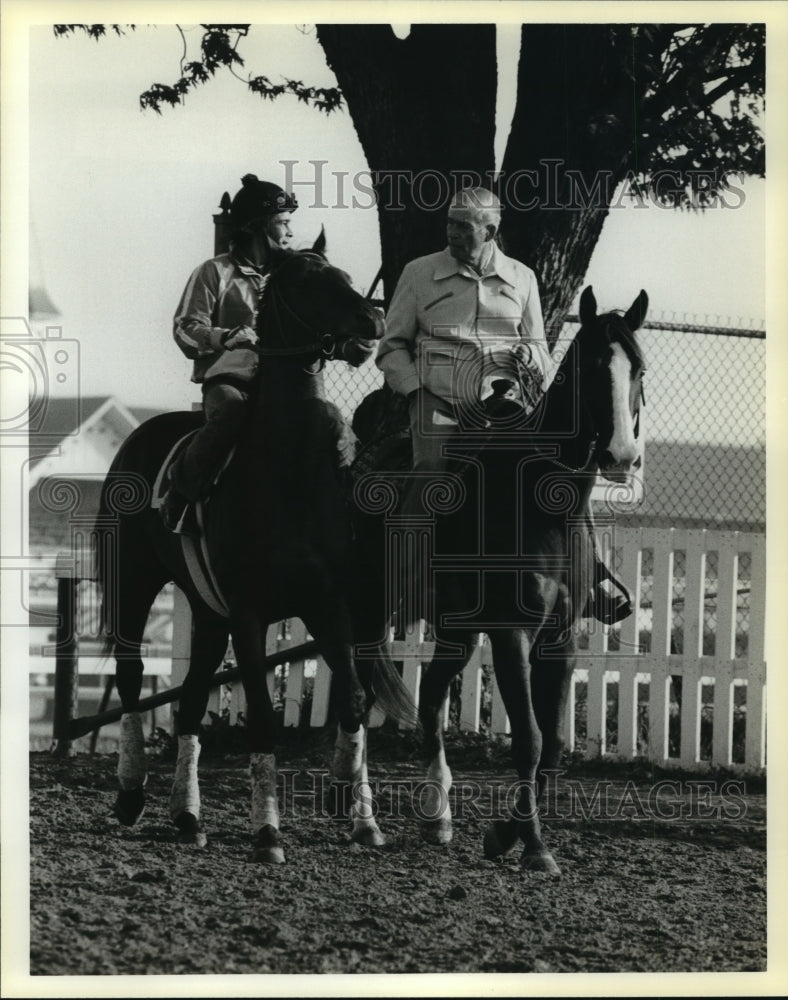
[334,725,378,829]
[353,759,375,823]
[332,725,364,782]
[250,753,279,832]
[169,735,201,822]
[117,712,146,790]
[424,750,453,824]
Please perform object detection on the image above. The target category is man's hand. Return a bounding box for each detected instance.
[510,342,535,369]
[510,342,544,410]
[222,326,258,351]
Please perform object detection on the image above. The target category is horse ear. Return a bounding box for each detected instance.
[579,286,597,325]
[624,290,649,331]
[311,226,327,256]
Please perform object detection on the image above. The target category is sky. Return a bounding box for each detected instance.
[19,17,768,418]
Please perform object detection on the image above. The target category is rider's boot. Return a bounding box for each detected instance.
[159,488,200,537]
[583,505,633,625]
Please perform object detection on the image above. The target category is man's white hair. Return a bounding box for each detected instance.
[452,186,502,227]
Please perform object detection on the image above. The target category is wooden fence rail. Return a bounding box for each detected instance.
[46,527,766,771]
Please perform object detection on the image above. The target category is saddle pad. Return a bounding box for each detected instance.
[181,516,231,619]
[151,430,230,619]
[151,429,198,508]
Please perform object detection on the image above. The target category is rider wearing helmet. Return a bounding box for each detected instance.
[160,175,298,534]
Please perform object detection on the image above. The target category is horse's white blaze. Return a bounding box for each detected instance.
[169,734,201,821]
[424,750,453,824]
[117,712,146,790]
[607,343,638,466]
[250,753,280,831]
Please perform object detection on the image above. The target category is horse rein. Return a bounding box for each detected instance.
[256,254,337,368]
[495,346,645,476]
[256,252,382,375]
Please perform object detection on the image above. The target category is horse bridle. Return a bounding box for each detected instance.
[536,335,645,475]
[256,253,339,367]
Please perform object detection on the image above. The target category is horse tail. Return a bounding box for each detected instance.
[351,565,418,729]
[367,642,418,729]
[92,468,118,666]
[348,477,419,728]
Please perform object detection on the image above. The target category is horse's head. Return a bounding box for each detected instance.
[257,230,383,368]
[575,285,648,482]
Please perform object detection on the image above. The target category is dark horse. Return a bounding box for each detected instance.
[352,286,647,876]
[96,233,415,861]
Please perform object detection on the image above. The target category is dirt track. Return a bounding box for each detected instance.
[28,729,766,976]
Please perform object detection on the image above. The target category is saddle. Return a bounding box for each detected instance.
[152,429,198,513]
[349,397,632,626]
[154,429,237,534]
[152,430,232,617]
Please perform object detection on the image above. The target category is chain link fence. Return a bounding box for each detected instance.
[565,312,764,530]
[325,309,766,531]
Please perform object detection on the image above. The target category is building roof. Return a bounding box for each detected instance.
[28,396,167,478]
[621,439,764,531]
[30,394,108,435]
[129,406,169,425]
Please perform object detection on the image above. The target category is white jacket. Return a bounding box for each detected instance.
[376,245,552,407]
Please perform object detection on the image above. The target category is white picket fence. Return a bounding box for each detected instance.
[174,525,765,773]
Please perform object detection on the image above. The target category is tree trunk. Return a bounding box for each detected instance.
[316,23,654,428]
[317,24,498,305]
[500,24,650,338]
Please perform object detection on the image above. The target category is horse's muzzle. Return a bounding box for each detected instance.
[598,450,641,483]
[341,337,377,368]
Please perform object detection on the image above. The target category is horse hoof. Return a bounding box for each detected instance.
[113,786,146,826]
[252,824,285,865]
[253,846,286,864]
[483,819,519,859]
[421,820,453,846]
[520,849,561,877]
[173,811,207,848]
[352,825,386,848]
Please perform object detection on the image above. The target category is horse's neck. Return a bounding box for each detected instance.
[539,345,595,470]
[242,360,329,460]
[256,358,327,411]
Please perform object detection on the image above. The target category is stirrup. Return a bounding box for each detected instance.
[585,576,632,625]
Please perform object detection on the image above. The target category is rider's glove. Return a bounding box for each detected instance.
[221,326,258,351]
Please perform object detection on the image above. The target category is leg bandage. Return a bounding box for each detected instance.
[423,750,453,823]
[332,725,364,781]
[250,753,279,832]
[169,734,201,822]
[117,712,146,791]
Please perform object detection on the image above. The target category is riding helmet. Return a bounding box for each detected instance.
[229,174,298,233]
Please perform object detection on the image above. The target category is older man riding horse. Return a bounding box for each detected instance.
[352,285,647,876]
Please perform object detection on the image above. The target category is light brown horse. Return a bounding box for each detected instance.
[353,286,647,876]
